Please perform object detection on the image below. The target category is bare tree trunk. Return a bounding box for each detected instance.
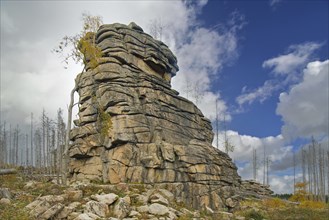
[266,156,270,185]
[26,134,29,167]
[302,149,306,184]
[63,84,77,185]
[42,110,46,173]
[3,122,7,166]
[263,145,266,185]
[15,125,19,166]
[56,108,64,184]
[215,100,219,149]
[293,151,296,194]
[0,168,17,175]
[253,147,257,181]
[308,144,312,198]
[9,125,12,165]
[31,113,33,168]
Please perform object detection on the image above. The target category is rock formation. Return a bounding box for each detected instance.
[69,22,243,211]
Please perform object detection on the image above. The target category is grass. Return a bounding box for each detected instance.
[0,174,34,220]
[235,198,329,220]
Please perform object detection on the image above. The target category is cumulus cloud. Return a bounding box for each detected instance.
[1,1,240,130]
[263,42,322,75]
[236,42,323,107]
[210,129,304,194]
[236,79,281,106]
[172,11,245,120]
[276,60,329,140]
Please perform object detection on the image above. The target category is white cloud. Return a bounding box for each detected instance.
[269,0,282,8]
[0,1,215,128]
[236,79,281,106]
[0,10,17,33]
[236,42,323,107]
[276,60,329,140]
[211,129,300,193]
[263,42,322,75]
[171,12,245,120]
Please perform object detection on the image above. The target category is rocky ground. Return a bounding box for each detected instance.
[1,172,328,220]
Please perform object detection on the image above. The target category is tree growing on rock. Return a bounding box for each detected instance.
[53,12,103,185]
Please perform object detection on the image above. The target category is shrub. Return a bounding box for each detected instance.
[243,209,266,220]
[262,197,286,209]
[300,200,326,209]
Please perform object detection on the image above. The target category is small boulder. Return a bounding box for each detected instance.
[57,202,81,219]
[129,210,141,217]
[0,188,11,199]
[39,203,64,220]
[148,203,169,216]
[114,196,131,219]
[158,189,175,202]
[29,200,51,218]
[136,205,149,213]
[226,198,237,208]
[149,193,169,205]
[74,213,99,220]
[92,193,119,205]
[0,198,11,205]
[24,181,37,189]
[66,189,83,201]
[85,200,109,217]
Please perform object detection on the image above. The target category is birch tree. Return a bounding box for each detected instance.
[53,12,103,185]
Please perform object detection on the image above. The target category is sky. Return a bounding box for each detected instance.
[1,0,328,194]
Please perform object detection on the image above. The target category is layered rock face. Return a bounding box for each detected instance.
[69,22,241,210]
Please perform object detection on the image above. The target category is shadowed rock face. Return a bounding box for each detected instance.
[69,22,242,210]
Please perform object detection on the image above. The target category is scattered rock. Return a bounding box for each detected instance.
[39,203,64,220]
[57,202,81,219]
[114,196,131,219]
[24,181,37,189]
[29,200,51,218]
[226,198,237,208]
[92,193,118,205]
[149,193,169,205]
[148,203,169,216]
[0,188,11,199]
[137,205,149,213]
[85,200,109,217]
[216,211,233,220]
[74,212,99,220]
[129,210,141,217]
[0,198,11,205]
[66,189,83,201]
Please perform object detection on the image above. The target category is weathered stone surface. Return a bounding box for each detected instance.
[241,180,273,197]
[85,200,109,217]
[0,188,11,199]
[39,203,64,220]
[74,213,99,220]
[29,200,51,218]
[149,193,169,206]
[66,189,83,201]
[57,202,81,219]
[148,203,169,216]
[0,198,11,205]
[68,22,256,211]
[92,193,118,205]
[114,196,131,219]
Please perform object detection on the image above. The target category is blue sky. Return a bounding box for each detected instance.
[1,0,328,194]
[200,0,328,138]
